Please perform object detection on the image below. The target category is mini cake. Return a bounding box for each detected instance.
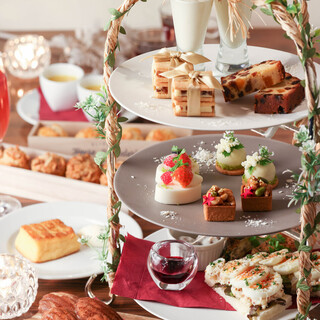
[66,153,101,183]
[146,128,177,141]
[75,127,101,138]
[242,145,278,189]
[0,145,30,169]
[215,131,246,175]
[122,127,144,140]
[31,152,66,176]
[221,60,285,102]
[241,176,272,212]
[203,185,236,221]
[38,123,68,137]
[171,71,216,117]
[254,73,305,114]
[154,146,203,204]
[15,219,80,263]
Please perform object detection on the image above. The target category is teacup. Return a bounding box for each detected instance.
[76,74,104,121]
[39,63,84,111]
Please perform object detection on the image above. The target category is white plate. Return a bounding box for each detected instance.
[0,201,143,280]
[109,44,319,131]
[16,89,138,125]
[136,229,297,320]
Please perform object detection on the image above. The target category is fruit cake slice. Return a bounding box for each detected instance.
[221,60,285,102]
[254,73,305,114]
[171,72,215,117]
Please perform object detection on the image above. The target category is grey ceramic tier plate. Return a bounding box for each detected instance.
[115,134,300,237]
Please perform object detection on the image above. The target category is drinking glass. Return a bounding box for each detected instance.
[0,254,38,319]
[0,54,22,215]
[170,0,214,54]
[147,240,198,291]
[214,0,252,74]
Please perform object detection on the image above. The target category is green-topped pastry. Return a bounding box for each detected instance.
[242,145,278,189]
[215,131,246,176]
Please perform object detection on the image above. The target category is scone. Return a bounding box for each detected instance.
[146,128,177,141]
[31,152,66,176]
[15,219,81,263]
[122,127,144,140]
[203,185,236,221]
[75,127,101,138]
[0,145,30,169]
[66,153,101,183]
[37,123,68,137]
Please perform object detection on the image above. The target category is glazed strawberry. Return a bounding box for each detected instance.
[161,171,172,185]
[176,153,192,167]
[163,155,175,168]
[172,166,193,188]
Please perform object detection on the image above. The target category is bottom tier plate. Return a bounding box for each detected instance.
[135,229,298,320]
[115,134,300,237]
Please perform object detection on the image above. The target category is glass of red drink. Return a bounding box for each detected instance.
[147,240,198,291]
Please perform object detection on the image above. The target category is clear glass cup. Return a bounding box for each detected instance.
[147,240,198,291]
[170,0,213,54]
[0,254,38,319]
[214,0,252,74]
[0,195,21,217]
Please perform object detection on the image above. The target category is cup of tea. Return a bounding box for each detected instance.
[39,63,84,111]
[147,240,198,291]
[76,74,104,121]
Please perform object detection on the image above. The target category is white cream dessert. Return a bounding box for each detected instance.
[242,146,278,188]
[155,146,203,204]
[78,224,105,248]
[215,131,246,175]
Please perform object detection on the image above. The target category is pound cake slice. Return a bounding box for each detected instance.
[221,60,285,102]
[15,219,81,263]
[254,73,305,114]
[172,72,215,117]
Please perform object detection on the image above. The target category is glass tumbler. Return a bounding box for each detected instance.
[147,240,198,291]
[0,254,38,319]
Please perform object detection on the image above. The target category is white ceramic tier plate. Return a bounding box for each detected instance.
[135,229,299,320]
[16,89,138,125]
[0,201,142,280]
[109,44,319,131]
[114,134,300,237]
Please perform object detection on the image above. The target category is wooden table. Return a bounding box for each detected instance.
[2,28,299,319]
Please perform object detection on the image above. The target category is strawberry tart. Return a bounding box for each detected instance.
[155,146,203,204]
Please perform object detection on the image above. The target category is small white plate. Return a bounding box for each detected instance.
[135,229,297,320]
[16,89,138,125]
[0,201,143,280]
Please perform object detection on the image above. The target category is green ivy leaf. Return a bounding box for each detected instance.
[260,7,273,16]
[286,4,297,14]
[117,116,128,123]
[119,26,126,34]
[298,244,312,252]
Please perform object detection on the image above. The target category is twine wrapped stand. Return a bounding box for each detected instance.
[101,0,319,317]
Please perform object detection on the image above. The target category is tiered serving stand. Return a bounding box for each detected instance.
[107,44,320,319]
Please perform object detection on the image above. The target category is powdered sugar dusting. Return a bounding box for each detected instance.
[160,210,178,220]
[241,215,275,228]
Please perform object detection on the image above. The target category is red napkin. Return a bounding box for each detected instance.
[38,88,88,122]
[112,234,320,310]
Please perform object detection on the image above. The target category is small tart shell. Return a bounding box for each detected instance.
[203,204,236,222]
[215,163,244,176]
[240,185,272,212]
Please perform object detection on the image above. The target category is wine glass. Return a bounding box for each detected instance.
[0,54,22,216]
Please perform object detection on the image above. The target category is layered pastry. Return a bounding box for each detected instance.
[242,146,278,189]
[75,126,101,138]
[152,51,193,99]
[254,73,305,114]
[221,60,285,102]
[203,185,236,221]
[171,71,215,117]
[122,127,144,140]
[31,152,66,176]
[37,123,68,137]
[241,176,272,212]
[154,146,202,204]
[145,128,177,141]
[15,219,81,263]
[66,153,101,183]
[205,255,292,320]
[215,131,246,175]
[0,145,30,169]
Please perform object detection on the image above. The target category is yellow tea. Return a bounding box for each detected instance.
[48,75,77,82]
[85,84,101,91]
